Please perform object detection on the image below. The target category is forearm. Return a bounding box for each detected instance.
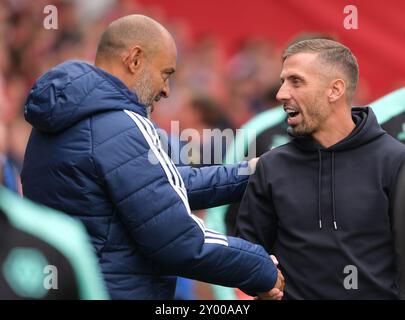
[178,162,251,210]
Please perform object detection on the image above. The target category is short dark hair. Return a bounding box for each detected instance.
[282,39,359,101]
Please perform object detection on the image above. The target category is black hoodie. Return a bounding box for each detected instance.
[236,107,405,299]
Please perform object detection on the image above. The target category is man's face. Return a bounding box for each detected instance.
[131,40,177,117]
[277,52,331,136]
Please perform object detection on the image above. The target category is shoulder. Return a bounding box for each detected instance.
[260,142,296,162]
[370,134,405,183]
[91,110,154,151]
[377,133,405,158]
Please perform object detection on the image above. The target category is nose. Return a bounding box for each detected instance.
[276,82,290,102]
[161,81,170,98]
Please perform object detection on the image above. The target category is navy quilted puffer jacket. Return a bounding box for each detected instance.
[21,61,278,299]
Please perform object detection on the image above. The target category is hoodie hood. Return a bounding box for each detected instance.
[292,107,386,152]
[24,60,148,133]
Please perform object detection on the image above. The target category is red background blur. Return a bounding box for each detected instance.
[138,0,405,101]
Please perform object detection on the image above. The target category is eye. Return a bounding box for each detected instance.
[291,78,301,86]
[163,72,172,81]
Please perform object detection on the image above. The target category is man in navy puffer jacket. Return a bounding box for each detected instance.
[21,15,283,299]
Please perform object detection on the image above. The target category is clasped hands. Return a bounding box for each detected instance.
[256,255,285,300]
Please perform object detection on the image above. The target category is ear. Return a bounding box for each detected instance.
[328,79,346,103]
[122,46,144,74]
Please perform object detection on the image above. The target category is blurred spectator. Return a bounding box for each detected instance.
[226,37,281,122]
[0,122,19,193]
[0,0,283,169]
[2,0,400,300]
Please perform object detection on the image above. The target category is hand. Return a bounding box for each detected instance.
[256,255,285,300]
[274,268,285,292]
[270,255,279,266]
[247,157,259,174]
[256,289,283,300]
[272,255,285,292]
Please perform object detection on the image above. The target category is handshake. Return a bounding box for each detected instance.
[256,255,285,300]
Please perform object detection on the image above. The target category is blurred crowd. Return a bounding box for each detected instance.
[0,0,290,300]
[0,0,285,173]
[1,0,402,301]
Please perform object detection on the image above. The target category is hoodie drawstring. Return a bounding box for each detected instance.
[331,152,338,230]
[317,150,338,230]
[318,150,323,229]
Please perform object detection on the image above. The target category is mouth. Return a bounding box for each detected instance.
[284,106,300,117]
[284,105,302,126]
[149,96,161,113]
[150,96,162,113]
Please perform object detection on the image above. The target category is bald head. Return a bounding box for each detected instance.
[95,14,174,62]
[94,15,177,117]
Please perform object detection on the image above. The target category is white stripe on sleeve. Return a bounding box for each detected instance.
[124,110,228,246]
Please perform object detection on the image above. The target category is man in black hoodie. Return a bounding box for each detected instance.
[236,39,405,299]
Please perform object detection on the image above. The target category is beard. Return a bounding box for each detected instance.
[131,72,156,119]
[292,93,329,137]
